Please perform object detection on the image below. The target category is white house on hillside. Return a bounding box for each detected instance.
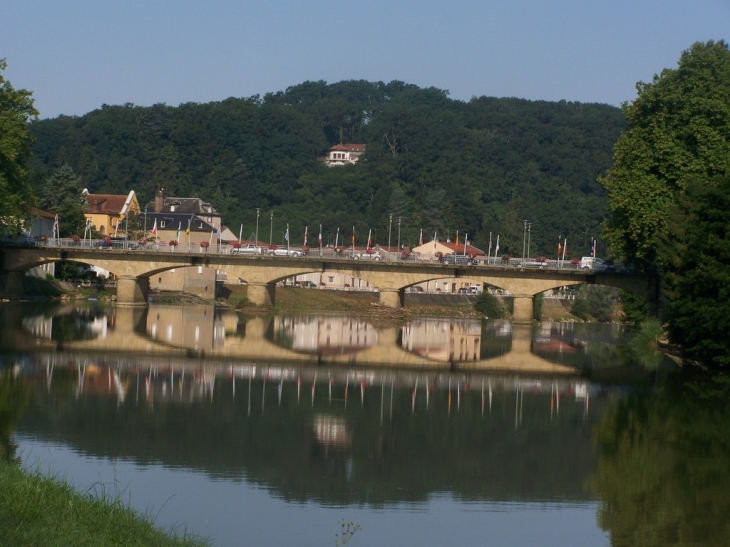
[326,144,366,166]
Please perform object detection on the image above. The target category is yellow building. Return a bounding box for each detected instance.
[84,190,140,237]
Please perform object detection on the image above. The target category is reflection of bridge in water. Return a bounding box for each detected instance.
[4,305,582,375]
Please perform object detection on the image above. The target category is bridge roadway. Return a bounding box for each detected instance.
[2,306,579,375]
[1,246,657,323]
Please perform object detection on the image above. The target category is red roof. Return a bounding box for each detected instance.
[84,194,128,214]
[329,143,366,152]
[440,241,485,256]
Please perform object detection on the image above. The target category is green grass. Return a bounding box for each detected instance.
[0,462,210,547]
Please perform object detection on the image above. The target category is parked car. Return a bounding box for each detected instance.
[440,253,478,266]
[93,238,113,249]
[268,247,305,257]
[351,250,384,261]
[230,243,263,255]
[299,281,317,288]
[580,256,607,271]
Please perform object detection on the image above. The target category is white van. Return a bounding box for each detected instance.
[580,257,607,271]
[469,285,483,294]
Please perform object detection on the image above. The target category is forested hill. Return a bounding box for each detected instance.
[27,80,626,257]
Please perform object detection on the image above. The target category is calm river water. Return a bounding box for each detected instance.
[1,302,727,547]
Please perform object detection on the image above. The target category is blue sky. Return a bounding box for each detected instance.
[3,0,729,119]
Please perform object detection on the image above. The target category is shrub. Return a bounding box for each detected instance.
[474,291,507,318]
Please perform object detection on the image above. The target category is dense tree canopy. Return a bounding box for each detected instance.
[0,59,38,234]
[38,164,87,237]
[600,40,730,267]
[28,80,625,257]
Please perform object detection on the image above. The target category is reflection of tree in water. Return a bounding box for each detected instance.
[51,308,107,342]
[590,370,730,546]
[0,370,31,464]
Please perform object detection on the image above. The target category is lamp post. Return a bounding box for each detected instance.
[527,222,532,261]
[144,205,148,238]
[397,217,402,253]
[255,208,260,247]
[269,211,273,248]
[522,220,528,263]
[388,214,393,260]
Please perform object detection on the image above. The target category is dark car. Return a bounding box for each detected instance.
[440,253,478,266]
[93,239,113,249]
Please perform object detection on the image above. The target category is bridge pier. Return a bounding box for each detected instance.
[247,282,276,307]
[512,295,534,324]
[116,276,150,306]
[379,288,404,308]
[0,271,25,300]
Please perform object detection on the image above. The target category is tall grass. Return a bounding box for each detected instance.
[0,462,210,546]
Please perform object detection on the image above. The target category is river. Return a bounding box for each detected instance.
[1,301,727,547]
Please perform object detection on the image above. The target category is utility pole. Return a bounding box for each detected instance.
[255,208,260,247]
[388,214,392,260]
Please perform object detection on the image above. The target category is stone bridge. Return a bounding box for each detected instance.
[1,247,658,322]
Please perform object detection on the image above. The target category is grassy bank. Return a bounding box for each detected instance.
[0,462,209,547]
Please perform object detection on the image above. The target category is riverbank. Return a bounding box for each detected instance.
[0,461,209,546]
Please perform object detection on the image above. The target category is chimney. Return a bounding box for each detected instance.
[155,188,164,212]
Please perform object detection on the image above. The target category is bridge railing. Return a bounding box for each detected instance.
[28,239,631,273]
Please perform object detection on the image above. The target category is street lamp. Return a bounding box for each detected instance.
[526,222,532,261]
[388,214,393,260]
[269,211,273,247]
[522,220,529,263]
[144,205,148,238]
[255,208,260,246]
[397,217,402,253]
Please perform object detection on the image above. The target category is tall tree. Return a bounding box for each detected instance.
[600,41,730,267]
[39,164,87,237]
[0,59,38,233]
[665,175,730,366]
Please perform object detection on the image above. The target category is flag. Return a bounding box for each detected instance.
[176,222,181,240]
[562,239,567,261]
[217,224,221,238]
[304,226,308,247]
[318,225,322,244]
[557,240,562,258]
[351,226,355,245]
[284,225,289,241]
[455,231,459,246]
[495,235,500,255]
[53,215,59,238]
[151,218,157,236]
[367,229,372,250]
[433,232,437,251]
[419,229,423,247]
[114,220,119,237]
[488,232,492,253]
[592,238,596,257]
[186,217,191,235]
[464,233,469,253]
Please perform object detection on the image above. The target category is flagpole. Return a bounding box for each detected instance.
[239,224,242,245]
